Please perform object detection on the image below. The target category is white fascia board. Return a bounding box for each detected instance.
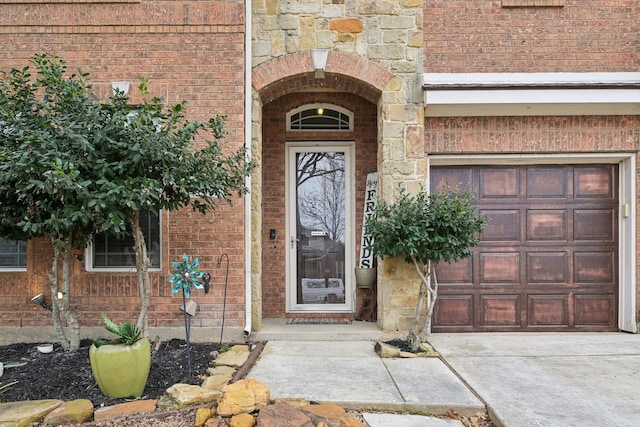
[423,73,640,116]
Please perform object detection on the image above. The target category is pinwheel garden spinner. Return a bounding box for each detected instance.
[169,254,205,378]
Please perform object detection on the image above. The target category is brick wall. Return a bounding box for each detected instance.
[0,1,248,330]
[425,116,640,154]
[425,0,640,72]
[261,92,377,318]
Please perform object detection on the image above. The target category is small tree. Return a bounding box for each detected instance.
[366,187,487,351]
[97,78,253,336]
[0,54,254,349]
[0,55,114,351]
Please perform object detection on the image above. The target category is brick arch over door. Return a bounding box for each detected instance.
[252,51,392,104]
[253,54,385,320]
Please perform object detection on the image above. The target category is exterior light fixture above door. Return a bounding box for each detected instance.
[311,49,329,79]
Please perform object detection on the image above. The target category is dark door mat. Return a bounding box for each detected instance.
[286,318,352,325]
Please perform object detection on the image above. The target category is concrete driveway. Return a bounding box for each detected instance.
[429,333,640,427]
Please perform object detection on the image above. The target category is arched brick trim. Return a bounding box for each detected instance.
[253,51,392,100]
[324,51,392,93]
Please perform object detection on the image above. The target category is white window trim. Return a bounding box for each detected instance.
[0,266,27,272]
[423,72,640,116]
[287,103,354,132]
[0,241,27,272]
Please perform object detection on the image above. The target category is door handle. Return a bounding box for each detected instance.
[290,236,299,249]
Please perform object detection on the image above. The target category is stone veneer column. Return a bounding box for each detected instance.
[253,0,425,332]
[250,90,263,332]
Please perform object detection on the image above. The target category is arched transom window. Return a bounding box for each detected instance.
[287,104,353,131]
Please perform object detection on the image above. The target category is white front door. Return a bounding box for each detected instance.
[286,142,354,312]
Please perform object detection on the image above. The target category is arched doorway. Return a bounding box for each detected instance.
[251,52,391,323]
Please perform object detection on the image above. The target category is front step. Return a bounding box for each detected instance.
[250,318,386,341]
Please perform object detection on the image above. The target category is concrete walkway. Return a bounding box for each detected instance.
[430,333,640,427]
[247,331,640,427]
[246,340,485,426]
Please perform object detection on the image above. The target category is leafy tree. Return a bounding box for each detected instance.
[0,54,254,349]
[365,187,487,351]
[97,78,253,336]
[0,55,115,350]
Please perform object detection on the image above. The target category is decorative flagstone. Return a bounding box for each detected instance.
[43,399,93,425]
[0,399,62,427]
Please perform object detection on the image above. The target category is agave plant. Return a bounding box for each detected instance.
[93,313,141,347]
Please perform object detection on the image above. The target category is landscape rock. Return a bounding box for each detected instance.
[43,399,93,425]
[216,379,270,417]
[0,399,62,427]
[374,341,400,358]
[256,402,314,427]
[338,414,367,427]
[419,342,440,357]
[399,351,419,358]
[272,397,310,409]
[229,412,256,427]
[203,366,236,390]
[195,407,214,427]
[300,403,345,427]
[159,384,222,409]
[205,418,229,427]
[214,345,251,368]
[93,399,157,422]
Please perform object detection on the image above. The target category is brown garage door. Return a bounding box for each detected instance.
[431,164,618,332]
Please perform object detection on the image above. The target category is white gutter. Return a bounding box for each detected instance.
[243,0,252,338]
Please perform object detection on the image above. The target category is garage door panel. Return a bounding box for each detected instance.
[433,169,473,192]
[527,167,567,198]
[432,164,618,333]
[481,209,520,241]
[480,168,519,199]
[436,258,472,284]
[574,209,615,241]
[527,210,568,241]
[481,296,521,327]
[527,252,567,283]
[574,252,615,283]
[574,166,614,198]
[480,253,519,283]
[574,295,615,327]
[434,295,474,327]
[527,295,568,326]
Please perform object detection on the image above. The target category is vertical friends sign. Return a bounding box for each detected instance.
[359,172,377,268]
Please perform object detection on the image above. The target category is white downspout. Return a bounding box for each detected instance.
[243,0,253,338]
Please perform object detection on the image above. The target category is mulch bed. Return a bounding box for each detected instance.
[0,338,222,408]
[383,338,417,353]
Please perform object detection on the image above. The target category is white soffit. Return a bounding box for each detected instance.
[423,73,640,117]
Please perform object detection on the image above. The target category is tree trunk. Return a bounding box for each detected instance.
[409,259,437,352]
[48,245,70,351]
[417,261,438,347]
[47,237,81,351]
[60,241,81,351]
[408,256,429,350]
[131,213,151,337]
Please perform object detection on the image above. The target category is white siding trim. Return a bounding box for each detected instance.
[423,73,640,117]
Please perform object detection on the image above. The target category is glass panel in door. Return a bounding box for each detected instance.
[289,146,352,310]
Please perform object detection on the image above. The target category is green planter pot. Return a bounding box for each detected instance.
[89,338,151,398]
